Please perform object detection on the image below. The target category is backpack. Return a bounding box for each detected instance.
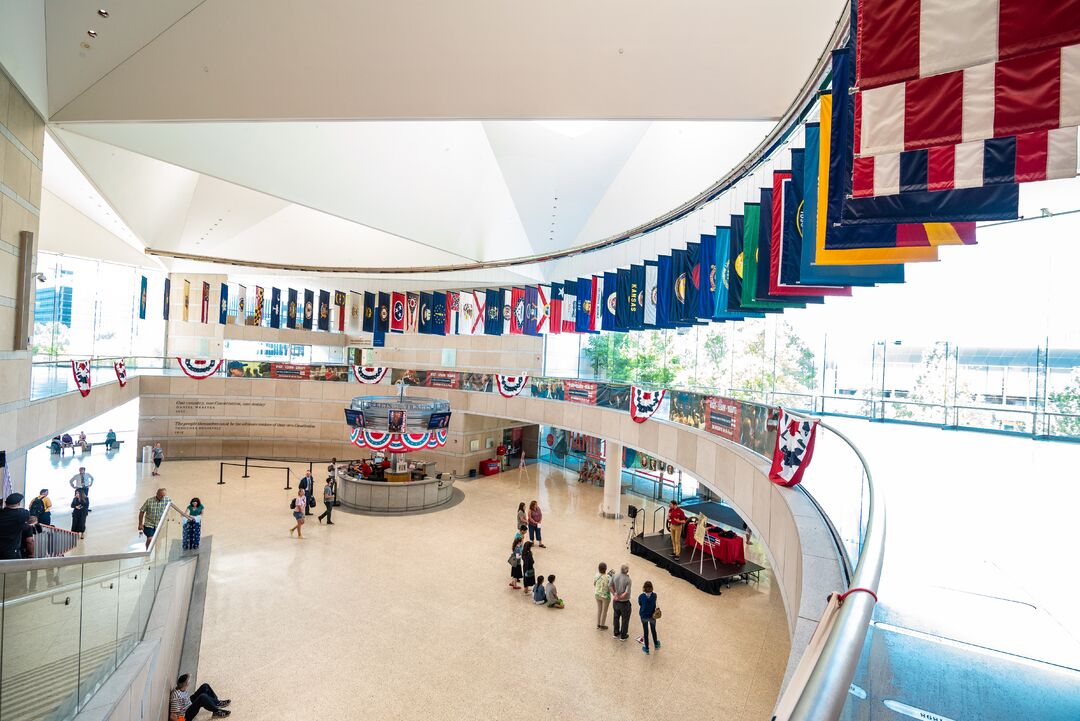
[289,498,297,510]
[29,497,45,518]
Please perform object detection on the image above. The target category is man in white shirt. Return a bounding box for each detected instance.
[69,467,94,504]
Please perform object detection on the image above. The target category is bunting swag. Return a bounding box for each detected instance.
[349,428,448,452]
[176,358,223,379]
[495,374,529,398]
[352,366,388,384]
[72,360,91,397]
[113,360,128,388]
[768,408,819,487]
[629,386,665,423]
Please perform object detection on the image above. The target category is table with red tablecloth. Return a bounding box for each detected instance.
[685,522,746,565]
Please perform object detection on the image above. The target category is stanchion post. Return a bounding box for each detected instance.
[242,456,250,478]
[217,462,226,485]
[284,468,291,490]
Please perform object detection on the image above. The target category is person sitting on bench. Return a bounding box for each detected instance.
[60,433,74,455]
[105,429,118,451]
[76,431,89,452]
[49,436,62,454]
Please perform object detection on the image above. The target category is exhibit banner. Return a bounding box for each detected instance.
[704,396,742,442]
[564,379,597,405]
[270,363,311,380]
[530,378,565,400]
[669,390,706,429]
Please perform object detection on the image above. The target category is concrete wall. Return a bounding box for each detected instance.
[75,558,197,721]
[368,332,543,374]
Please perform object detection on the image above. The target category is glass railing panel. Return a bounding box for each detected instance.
[1045,412,1080,439]
[77,560,121,709]
[952,404,1038,434]
[880,398,947,424]
[819,394,874,418]
[797,427,868,566]
[116,557,147,661]
[1,564,85,721]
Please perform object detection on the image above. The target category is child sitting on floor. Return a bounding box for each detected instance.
[545,574,565,609]
[532,573,547,604]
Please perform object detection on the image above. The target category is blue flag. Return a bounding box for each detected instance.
[162,278,170,320]
[756,187,820,305]
[362,291,375,333]
[656,255,674,328]
[524,286,539,336]
[139,276,148,320]
[318,290,331,331]
[615,268,631,331]
[685,241,707,323]
[419,292,432,334]
[601,271,618,332]
[671,249,692,325]
[270,288,281,328]
[218,283,229,324]
[303,289,315,330]
[485,288,501,335]
[377,291,390,334]
[286,289,298,329]
[629,264,645,330]
[576,278,592,333]
[431,291,446,336]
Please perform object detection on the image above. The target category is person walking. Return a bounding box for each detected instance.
[668,500,687,558]
[138,488,171,549]
[318,476,336,524]
[289,488,307,538]
[521,540,537,596]
[69,467,94,504]
[516,502,527,531]
[29,489,52,526]
[0,494,30,560]
[71,490,89,539]
[299,471,315,516]
[638,581,661,654]
[183,498,204,550]
[594,562,612,630]
[508,537,524,589]
[527,500,546,548]
[611,564,632,641]
[151,443,165,476]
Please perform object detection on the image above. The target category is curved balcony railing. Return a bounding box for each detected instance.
[0,503,190,721]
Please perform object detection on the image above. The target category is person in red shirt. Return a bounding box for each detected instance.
[667,500,687,558]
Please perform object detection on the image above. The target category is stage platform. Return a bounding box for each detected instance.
[630,532,764,596]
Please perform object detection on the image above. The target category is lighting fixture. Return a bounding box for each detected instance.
[97,9,109,18]
[87,30,98,38]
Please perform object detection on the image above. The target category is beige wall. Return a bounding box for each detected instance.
[0,67,47,492]
[368,332,543,375]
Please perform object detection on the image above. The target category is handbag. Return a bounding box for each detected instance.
[653,608,662,620]
[289,498,296,509]
[507,553,517,566]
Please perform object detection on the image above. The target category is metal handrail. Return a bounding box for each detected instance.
[785,419,886,721]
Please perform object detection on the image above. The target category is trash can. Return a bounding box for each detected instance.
[141,445,152,465]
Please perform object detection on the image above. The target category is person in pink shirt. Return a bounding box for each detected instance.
[527,500,546,548]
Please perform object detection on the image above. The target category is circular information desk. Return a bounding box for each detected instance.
[336,471,456,513]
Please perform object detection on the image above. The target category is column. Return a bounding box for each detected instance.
[602,440,622,518]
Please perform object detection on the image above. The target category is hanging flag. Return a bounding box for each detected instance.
[560,281,577,334]
[182,280,190,322]
[335,291,347,332]
[352,366,388,384]
[113,359,128,388]
[377,291,391,334]
[390,292,406,333]
[406,292,420,333]
[495,374,529,398]
[254,286,265,326]
[800,122,904,283]
[362,291,375,333]
[630,386,665,423]
[348,291,363,333]
[485,289,502,335]
[575,278,592,333]
[236,284,247,324]
[317,290,330,331]
[548,283,562,335]
[431,291,447,336]
[287,289,299,329]
[627,264,644,330]
[615,268,631,331]
[671,250,693,324]
[644,261,659,328]
[163,277,171,321]
[419,292,433,334]
[771,158,851,297]
[754,186,820,306]
[597,272,615,331]
[769,408,819,487]
[176,358,223,379]
[71,360,91,397]
[741,202,805,310]
[139,276,147,320]
[271,288,282,329]
[200,282,210,323]
[469,290,486,335]
[685,242,705,322]
[523,286,539,335]
[501,289,513,335]
[656,256,675,328]
[536,285,551,335]
[303,289,315,330]
[510,287,525,335]
[459,291,480,335]
[446,292,460,335]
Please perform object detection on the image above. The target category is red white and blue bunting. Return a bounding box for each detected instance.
[349,428,448,452]
[71,360,91,398]
[768,408,818,488]
[494,374,528,398]
[113,360,128,388]
[629,386,665,423]
[176,358,223,379]
[352,366,388,384]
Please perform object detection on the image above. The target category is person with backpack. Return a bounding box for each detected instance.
[521,540,537,596]
[289,488,307,538]
[29,490,52,526]
[508,537,523,589]
[299,471,315,516]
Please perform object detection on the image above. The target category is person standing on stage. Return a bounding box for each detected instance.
[594,562,612,630]
[667,500,687,558]
[610,564,632,641]
[69,467,94,504]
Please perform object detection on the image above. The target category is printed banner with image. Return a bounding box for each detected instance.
[704,396,742,442]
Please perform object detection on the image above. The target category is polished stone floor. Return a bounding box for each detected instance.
[31,431,789,720]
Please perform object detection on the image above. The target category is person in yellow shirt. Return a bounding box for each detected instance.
[28,490,52,526]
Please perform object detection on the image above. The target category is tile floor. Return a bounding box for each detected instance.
[35,446,790,721]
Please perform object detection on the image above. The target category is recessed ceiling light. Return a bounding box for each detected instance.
[80,41,91,49]
[87,30,98,38]
[97,9,109,18]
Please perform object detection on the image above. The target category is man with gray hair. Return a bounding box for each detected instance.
[610,563,633,641]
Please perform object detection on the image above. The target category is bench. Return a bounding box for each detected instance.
[48,440,124,455]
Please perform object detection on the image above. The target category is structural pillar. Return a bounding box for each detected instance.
[602,440,622,518]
